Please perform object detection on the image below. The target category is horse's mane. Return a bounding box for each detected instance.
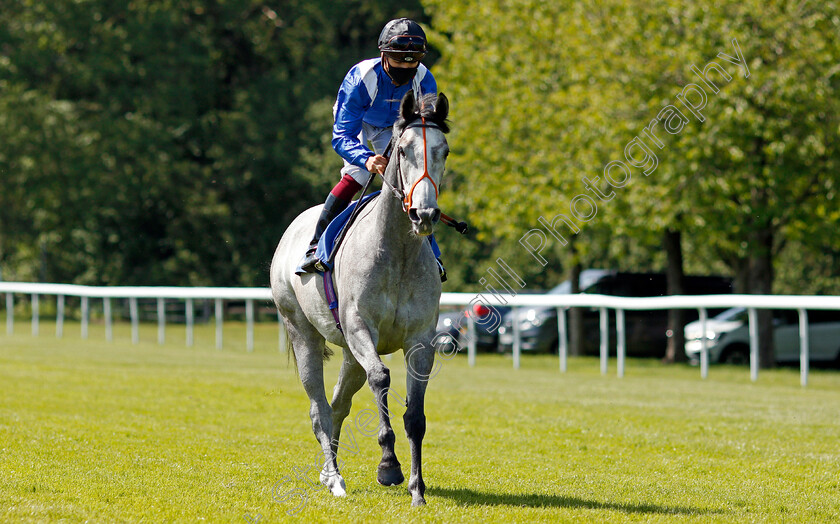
[394,93,450,134]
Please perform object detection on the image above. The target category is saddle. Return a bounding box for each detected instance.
[300,190,441,274]
[299,190,442,334]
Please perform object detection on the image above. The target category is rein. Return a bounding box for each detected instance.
[328,117,461,270]
[378,118,468,234]
[378,118,439,211]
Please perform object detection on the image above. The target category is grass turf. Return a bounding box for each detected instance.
[2,321,839,523]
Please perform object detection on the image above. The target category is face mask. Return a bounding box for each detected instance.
[385,63,418,86]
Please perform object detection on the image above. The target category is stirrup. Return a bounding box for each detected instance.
[436,258,447,283]
[296,193,351,276]
[297,248,323,275]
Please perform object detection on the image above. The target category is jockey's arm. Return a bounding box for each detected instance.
[331,71,375,170]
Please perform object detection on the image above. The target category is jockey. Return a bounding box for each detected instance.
[298,18,446,281]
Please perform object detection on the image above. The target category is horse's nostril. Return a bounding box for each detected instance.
[408,208,420,223]
[412,208,439,225]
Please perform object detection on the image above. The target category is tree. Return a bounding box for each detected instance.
[0,0,428,286]
[426,0,840,367]
[624,1,840,367]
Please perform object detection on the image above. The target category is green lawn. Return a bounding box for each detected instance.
[2,321,839,523]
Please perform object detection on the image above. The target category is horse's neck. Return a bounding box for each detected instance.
[372,190,420,250]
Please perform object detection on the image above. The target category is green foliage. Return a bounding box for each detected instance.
[1,0,838,295]
[426,0,840,292]
[0,0,426,286]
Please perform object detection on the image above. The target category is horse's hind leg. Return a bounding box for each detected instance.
[284,316,347,496]
[329,349,367,459]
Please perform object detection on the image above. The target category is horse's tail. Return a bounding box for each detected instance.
[272,300,298,374]
[284,323,297,373]
[282,327,335,376]
[276,314,334,374]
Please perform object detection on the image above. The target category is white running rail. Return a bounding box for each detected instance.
[3,282,839,387]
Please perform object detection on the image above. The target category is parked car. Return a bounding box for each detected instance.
[497,269,608,353]
[434,310,463,349]
[684,307,840,365]
[498,270,733,358]
[434,303,512,353]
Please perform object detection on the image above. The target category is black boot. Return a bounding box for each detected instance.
[436,257,447,283]
[297,194,350,274]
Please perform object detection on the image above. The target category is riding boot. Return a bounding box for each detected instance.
[436,257,447,283]
[298,194,350,274]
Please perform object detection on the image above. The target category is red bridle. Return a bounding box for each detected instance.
[373,117,468,234]
[401,118,440,212]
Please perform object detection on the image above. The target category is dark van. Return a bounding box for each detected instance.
[497,270,733,358]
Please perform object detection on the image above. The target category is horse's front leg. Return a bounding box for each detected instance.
[403,340,436,506]
[343,319,404,487]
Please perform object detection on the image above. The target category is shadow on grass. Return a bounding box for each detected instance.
[427,486,725,516]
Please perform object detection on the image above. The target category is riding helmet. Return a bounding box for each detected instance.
[377,18,427,62]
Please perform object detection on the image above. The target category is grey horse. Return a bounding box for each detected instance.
[270,91,450,507]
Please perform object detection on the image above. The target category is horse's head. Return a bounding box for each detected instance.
[392,90,450,236]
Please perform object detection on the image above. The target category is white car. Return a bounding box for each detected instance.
[684,307,840,365]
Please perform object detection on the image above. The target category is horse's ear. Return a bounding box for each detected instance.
[435,92,449,122]
[400,90,416,121]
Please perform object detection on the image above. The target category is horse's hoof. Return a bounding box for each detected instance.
[376,466,404,486]
[321,473,347,496]
[411,495,427,507]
